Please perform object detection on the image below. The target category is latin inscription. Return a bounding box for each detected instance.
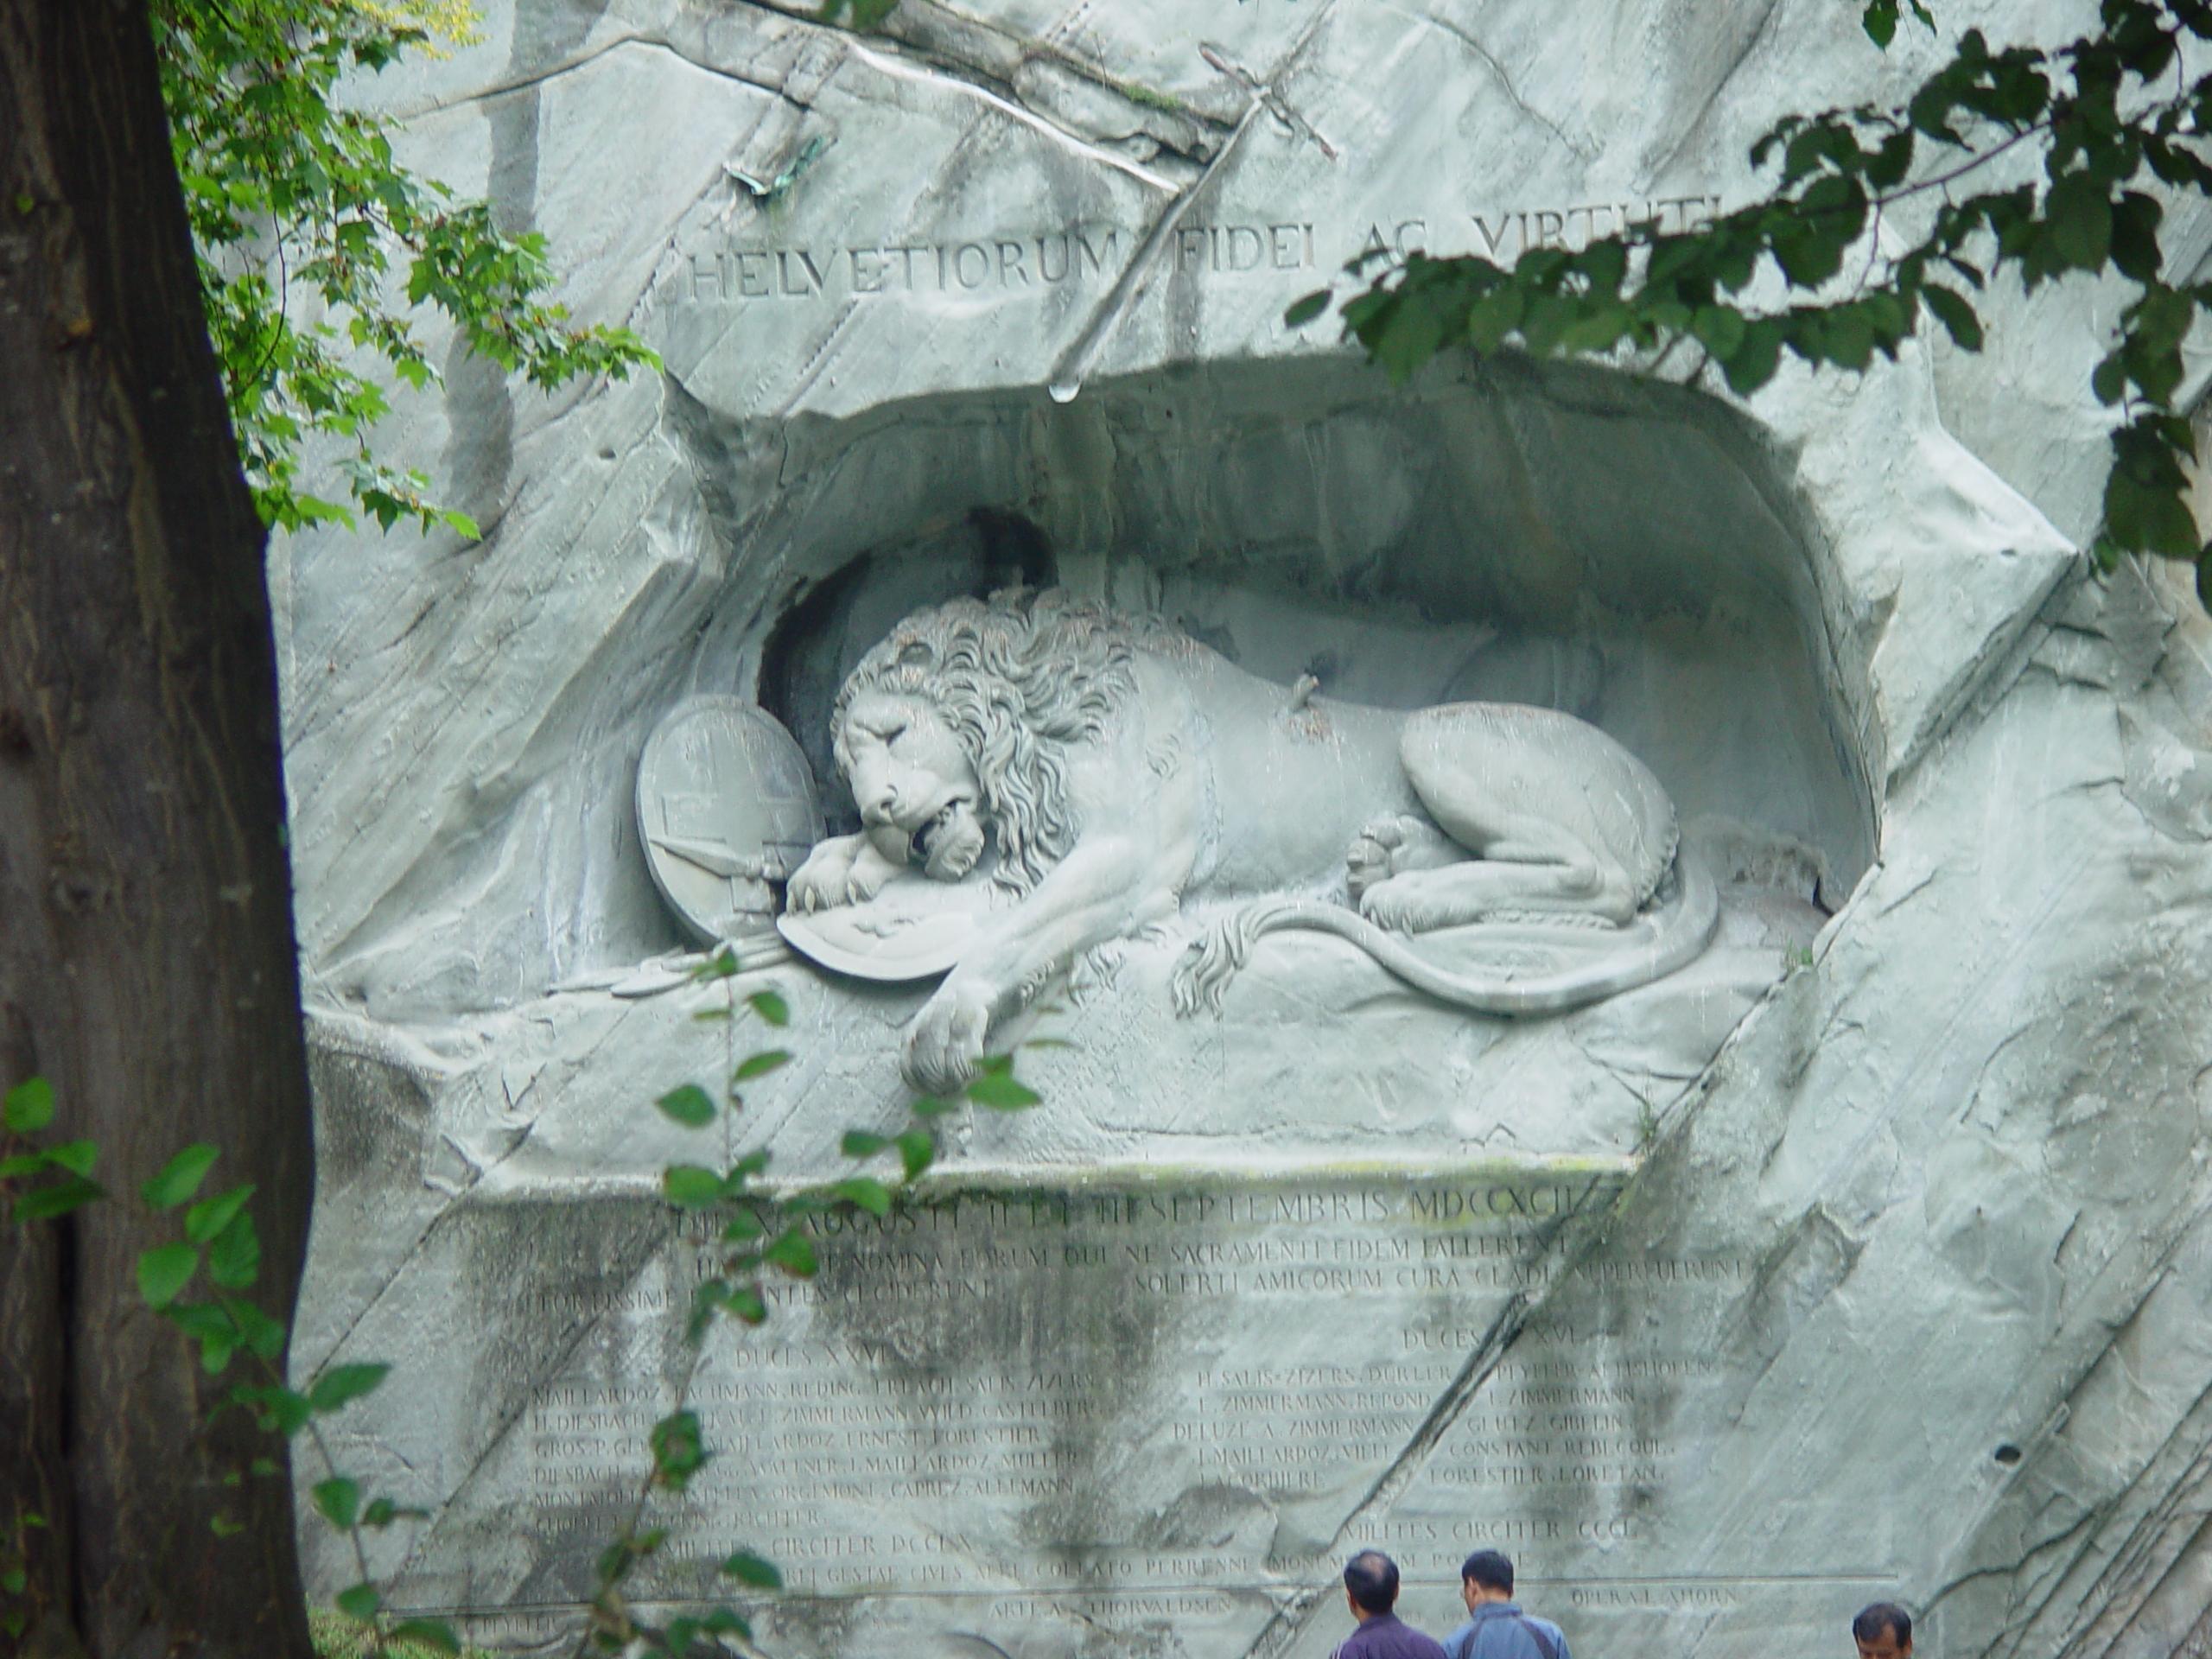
[668,197,1724,308]
[498,1176,1720,1583]
[416,1171,1780,1647]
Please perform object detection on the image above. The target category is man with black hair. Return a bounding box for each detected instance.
[1852,1603,1913,1659]
[1440,1548,1570,1659]
[1331,1550,1449,1659]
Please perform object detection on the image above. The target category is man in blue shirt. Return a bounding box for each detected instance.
[1440,1549,1569,1659]
[1331,1551,1449,1659]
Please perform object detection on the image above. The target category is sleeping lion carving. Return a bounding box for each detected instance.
[785,588,1717,1094]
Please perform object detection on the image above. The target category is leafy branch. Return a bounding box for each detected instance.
[1,1078,455,1654]
[569,947,1042,1656]
[1293,0,2212,596]
[6,955,1047,1656]
[154,0,658,537]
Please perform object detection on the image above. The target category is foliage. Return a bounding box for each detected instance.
[2,1086,457,1653]
[1292,0,2212,599]
[576,945,1044,1656]
[4,950,1045,1656]
[153,0,657,537]
[817,0,903,28]
[308,1606,495,1659]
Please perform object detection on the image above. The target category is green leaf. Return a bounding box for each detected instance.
[710,1279,768,1325]
[311,1476,360,1529]
[1863,0,1897,47]
[2045,172,2113,272]
[1690,304,1745,359]
[1283,289,1332,327]
[733,1049,791,1083]
[829,1177,893,1217]
[143,1144,219,1210]
[1824,304,1876,372]
[2111,191,2164,283]
[206,1208,262,1289]
[664,1165,725,1209]
[1371,291,1443,384]
[231,1383,312,1436]
[390,1620,461,1655]
[334,1582,379,1624]
[0,1153,43,1178]
[38,1140,95,1176]
[3,1077,54,1134]
[309,1363,391,1414]
[719,1549,784,1589]
[665,1618,702,1656]
[896,1129,936,1180]
[762,1229,817,1278]
[2105,419,2200,557]
[137,1242,199,1308]
[702,1606,753,1639]
[656,1084,715,1128]
[965,1071,1040,1111]
[185,1182,254,1245]
[1721,320,1785,395]
[1921,285,1985,353]
[841,1130,891,1159]
[163,1301,240,1372]
[13,1176,105,1223]
[747,988,790,1027]
[651,1409,709,1489]
[229,1297,288,1361]
[721,1207,765,1242]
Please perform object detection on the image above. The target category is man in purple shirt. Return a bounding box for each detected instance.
[1331,1551,1450,1659]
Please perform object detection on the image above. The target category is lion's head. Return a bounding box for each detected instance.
[831,588,1171,893]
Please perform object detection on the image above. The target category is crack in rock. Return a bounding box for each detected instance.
[1237,1178,1622,1659]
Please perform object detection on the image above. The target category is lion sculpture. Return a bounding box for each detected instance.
[785,588,1716,1094]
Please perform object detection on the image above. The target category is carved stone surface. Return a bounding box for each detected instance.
[778,591,1718,1090]
[636,696,821,945]
[276,3,2212,1656]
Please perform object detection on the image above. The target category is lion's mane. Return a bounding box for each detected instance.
[832,588,1180,893]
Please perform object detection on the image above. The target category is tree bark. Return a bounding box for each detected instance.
[0,0,315,1654]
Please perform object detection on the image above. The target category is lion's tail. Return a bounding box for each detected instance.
[1173,853,1719,1018]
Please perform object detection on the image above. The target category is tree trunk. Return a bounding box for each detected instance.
[0,0,315,1653]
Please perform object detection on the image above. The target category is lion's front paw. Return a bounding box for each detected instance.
[902,979,992,1096]
[786,839,855,913]
[839,840,899,906]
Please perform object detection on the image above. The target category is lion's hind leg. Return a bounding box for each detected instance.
[1346,813,1458,903]
[1374,705,1643,933]
[1357,830,1628,933]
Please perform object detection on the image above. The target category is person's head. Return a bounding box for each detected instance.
[1852,1603,1913,1659]
[1344,1551,1401,1618]
[1461,1548,1514,1609]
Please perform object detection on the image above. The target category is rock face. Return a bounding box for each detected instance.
[281,1,2212,1656]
